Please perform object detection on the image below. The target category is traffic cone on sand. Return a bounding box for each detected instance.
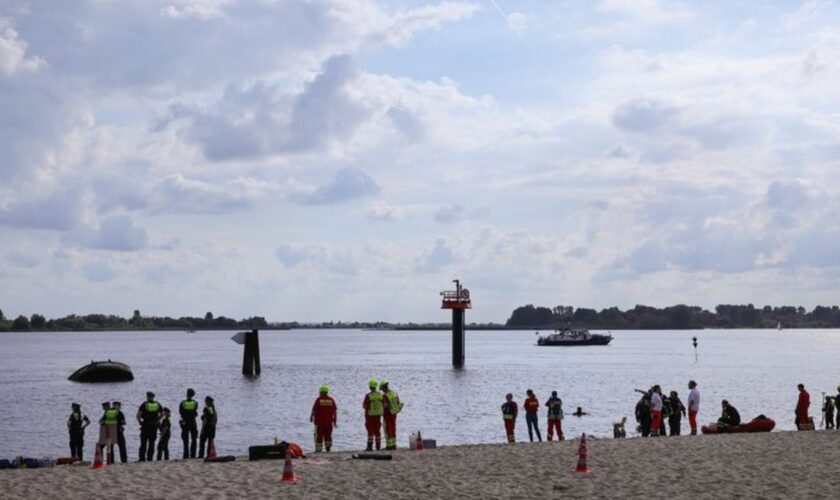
[207,440,218,459]
[280,455,298,484]
[91,444,106,470]
[415,431,425,451]
[575,433,589,474]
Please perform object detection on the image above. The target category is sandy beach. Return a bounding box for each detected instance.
[2,430,839,499]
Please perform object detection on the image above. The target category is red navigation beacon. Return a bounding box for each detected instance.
[440,279,471,310]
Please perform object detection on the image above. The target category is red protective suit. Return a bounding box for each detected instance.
[311,395,337,452]
[796,389,810,428]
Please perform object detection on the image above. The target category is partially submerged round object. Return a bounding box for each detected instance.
[68,360,134,383]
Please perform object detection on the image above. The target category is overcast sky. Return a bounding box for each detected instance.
[1,0,839,323]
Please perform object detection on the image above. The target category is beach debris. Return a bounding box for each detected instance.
[90,444,106,470]
[575,433,589,474]
[280,455,299,484]
[351,453,393,460]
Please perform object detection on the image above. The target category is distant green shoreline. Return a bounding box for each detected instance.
[3,303,840,332]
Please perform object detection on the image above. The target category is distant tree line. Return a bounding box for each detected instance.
[0,309,269,332]
[506,304,840,329]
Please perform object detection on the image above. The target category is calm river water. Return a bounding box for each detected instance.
[1,329,838,458]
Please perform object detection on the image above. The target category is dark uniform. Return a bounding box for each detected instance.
[67,406,90,460]
[198,398,217,458]
[157,411,171,460]
[179,395,199,458]
[113,403,128,463]
[137,395,162,462]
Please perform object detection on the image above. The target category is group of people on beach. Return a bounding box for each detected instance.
[66,389,217,463]
[634,381,700,436]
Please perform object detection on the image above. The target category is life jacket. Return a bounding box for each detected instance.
[385,390,402,415]
[366,393,384,417]
[547,398,563,420]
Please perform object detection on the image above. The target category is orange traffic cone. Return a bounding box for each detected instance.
[207,440,218,459]
[280,456,298,484]
[415,431,425,451]
[91,444,106,470]
[575,433,589,474]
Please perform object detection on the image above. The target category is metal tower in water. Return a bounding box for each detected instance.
[441,279,471,368]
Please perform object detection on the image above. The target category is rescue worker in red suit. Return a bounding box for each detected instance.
[380,381,402,450]
[501,393,518,443]
[310,385,337,452]
[795,383,810,429]
[363,379,384,451]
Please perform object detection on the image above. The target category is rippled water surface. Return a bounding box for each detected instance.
[1,328,839,458]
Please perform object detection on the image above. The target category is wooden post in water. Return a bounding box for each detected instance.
[242,329,261,377]
[441,279,471,369]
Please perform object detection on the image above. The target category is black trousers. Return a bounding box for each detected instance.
[669,415,682,435]
[69,430,84,459]
[109,427,127,463]
[199,426,216,458]
[181,420,198,458]
[138,427,157,462]
[157,434,170,460]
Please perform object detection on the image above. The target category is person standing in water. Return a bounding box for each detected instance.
[523,389,542,442]
[545,391,564,441]
[501,393,518,444]
[67,403,90,460]
[687,380,700,435]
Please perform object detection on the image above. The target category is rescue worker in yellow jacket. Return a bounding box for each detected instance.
[380,380,403,450]
[363,379,384,451]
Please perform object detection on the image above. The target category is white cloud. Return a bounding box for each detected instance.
[160,3,226,21]
[0,15,45,76]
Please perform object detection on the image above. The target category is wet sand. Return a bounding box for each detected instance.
[2,430,839,499]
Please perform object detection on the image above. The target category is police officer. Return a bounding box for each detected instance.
[198,396,217,458]
[112,401,128,463]
[363,379,384,451]
[67,403,90,460]
[137,391,162,462]
[179,388,199,458]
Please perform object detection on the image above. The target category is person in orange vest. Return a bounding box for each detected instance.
[363,379,384,451]
[544,391,564,441]
[796,383,810,429]
[501,393,518,444]
[380,381,403,450]
[523,389,542,442]
[310,385,337,452]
